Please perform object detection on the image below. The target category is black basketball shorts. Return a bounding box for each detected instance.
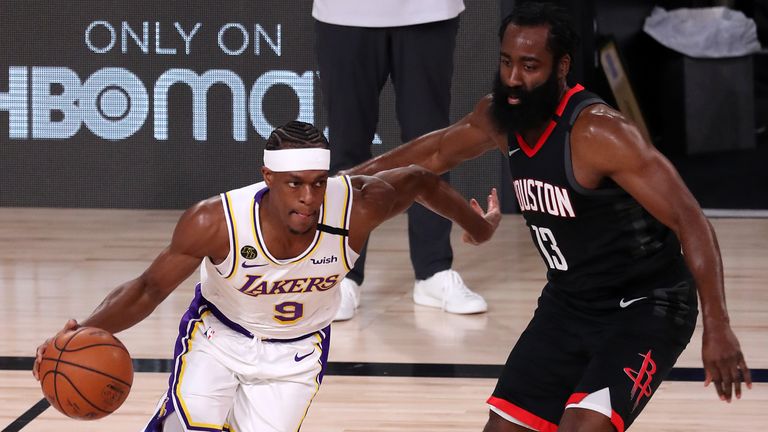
[488,276,697,431]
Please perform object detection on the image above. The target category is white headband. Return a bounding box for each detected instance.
[263,148,331,172]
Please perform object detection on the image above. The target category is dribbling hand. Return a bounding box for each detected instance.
[463,188,501,245]
[33,319,79,381]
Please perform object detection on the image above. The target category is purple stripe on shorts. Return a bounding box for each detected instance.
[142,405,166,432]
[143,286,208,431]
[169,286,222,432]
[317,325,331,384]
[172,293,202,430]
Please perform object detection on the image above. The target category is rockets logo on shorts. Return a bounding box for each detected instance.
[623,349,657,411]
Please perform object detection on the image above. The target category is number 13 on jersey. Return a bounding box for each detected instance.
[531,225,568,271]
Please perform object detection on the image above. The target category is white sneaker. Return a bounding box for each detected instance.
[413,269,487,314]
[334,278,361,321]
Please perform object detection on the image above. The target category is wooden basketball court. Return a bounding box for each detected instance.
[1,208,765,431]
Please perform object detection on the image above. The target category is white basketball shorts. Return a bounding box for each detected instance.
[142,289,331,432]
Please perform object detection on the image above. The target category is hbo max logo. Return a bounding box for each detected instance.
[0,66,314,141]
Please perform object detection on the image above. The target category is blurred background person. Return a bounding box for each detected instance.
[313,0,489,321]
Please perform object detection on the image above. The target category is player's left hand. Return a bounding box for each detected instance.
[33,319,80,381]
[463,188,501,245]
[702,323,751,402]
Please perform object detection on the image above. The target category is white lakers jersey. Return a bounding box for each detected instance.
[200,175,359,339]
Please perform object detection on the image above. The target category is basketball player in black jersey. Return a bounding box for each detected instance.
[344,3,751,431]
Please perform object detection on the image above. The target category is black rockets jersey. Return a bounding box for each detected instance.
[507,85,683,298]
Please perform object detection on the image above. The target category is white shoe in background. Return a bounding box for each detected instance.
[334,278,361,321]
[413,269,487,314]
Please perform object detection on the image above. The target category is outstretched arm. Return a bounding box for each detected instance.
[80,198,227,333]
[344,97,505,176]
[572,106,751,403]
[33,197,229,379]
[347,165,500,252]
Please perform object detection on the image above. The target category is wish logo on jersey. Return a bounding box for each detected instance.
[237,274,340,297]
[310,255,337,265]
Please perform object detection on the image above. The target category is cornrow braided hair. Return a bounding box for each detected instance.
[265,121,329,150]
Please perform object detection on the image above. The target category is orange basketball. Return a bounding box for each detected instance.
[38,327,134,420]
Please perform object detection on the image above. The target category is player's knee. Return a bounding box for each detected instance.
[558,408,615,432]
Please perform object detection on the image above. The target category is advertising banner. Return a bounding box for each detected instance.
[0,0,500,208]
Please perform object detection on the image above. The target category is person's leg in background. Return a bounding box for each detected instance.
[315,21,390,320]
[390,17,487,314]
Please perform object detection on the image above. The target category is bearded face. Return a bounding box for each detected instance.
[490,67,562,134]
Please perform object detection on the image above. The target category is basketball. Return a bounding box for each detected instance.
[38,327,134,420]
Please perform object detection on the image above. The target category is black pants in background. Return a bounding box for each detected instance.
[315,17,460,283]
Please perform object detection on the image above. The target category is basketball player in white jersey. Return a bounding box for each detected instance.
[33,120,500,432]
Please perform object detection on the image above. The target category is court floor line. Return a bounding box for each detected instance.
[3,356,765,381]
[4,357,764,432]
[2,399,50,432]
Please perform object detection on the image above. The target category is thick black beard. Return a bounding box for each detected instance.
[490,72,562,134]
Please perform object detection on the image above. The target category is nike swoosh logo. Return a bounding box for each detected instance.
[294,350,314,362]
[242,262,268,268]
[619,297,647,308]
[508,147,521,156]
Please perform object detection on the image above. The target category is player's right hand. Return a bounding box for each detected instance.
[463,188,501,245]
[33,319,79,381]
